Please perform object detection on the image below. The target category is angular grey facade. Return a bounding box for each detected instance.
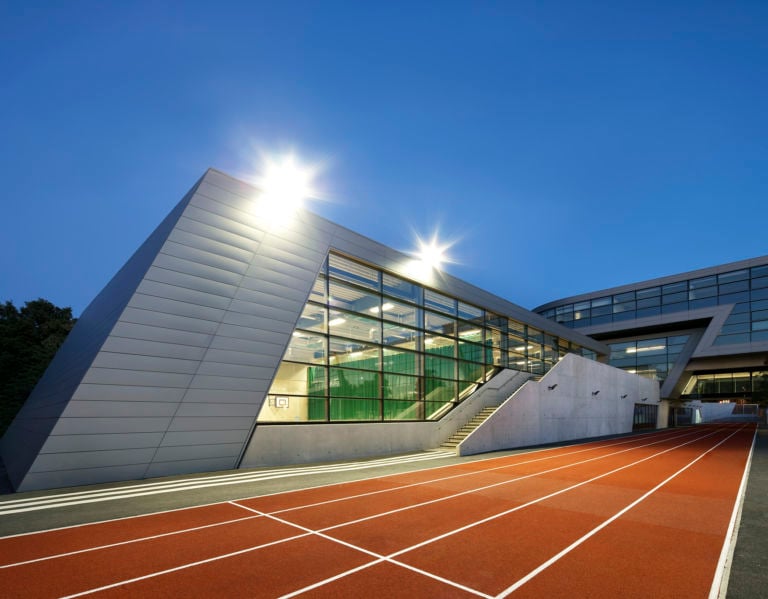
[1,169,608,492]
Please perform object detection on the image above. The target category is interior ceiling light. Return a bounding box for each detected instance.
[328,317,346,326]
[626,345,665,353]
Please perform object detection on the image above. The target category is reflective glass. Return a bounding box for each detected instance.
[383,374,419,400]
[382,347,419,374]
[636,286,660,299]
[718,269,748,284]
[297,303,326,334]
[383,273,421,303]
[380,299,420,327]
[328,310,381,343]
[329,368,380,398]
[329,280,380,313]
[329,398,379,420]
[328,254,379,290]
[382,322,421,348]
[424,289,456,314]
[328,337,380,370]
[283,332,326,364]
[425,310,456,335]
[458,301,483,322]
[690,276,716,289]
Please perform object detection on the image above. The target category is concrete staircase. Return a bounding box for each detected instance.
[441,406,498,449]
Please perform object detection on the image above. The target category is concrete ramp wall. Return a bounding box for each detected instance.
[458,354,660,456]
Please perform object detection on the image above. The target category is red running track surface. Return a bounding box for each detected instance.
[0,424,754,598]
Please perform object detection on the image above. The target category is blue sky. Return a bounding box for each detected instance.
[2,1,766,316]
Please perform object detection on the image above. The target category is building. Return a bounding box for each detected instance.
[534,256,768,425]
[1,170,660,492]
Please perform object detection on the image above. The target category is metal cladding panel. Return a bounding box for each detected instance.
[72,385,186,403]
[1,174,202,490]
[99,337,209,361]
[19,465,151,492]
[40,432,165,453]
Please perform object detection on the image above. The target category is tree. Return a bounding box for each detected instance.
[0,299,76,436]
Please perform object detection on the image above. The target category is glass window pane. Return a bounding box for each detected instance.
[425,354,455,379]
[383,374,419,400]
[424,378,457,403]
[690,276,716,289]
[382,322,421,349]
[383,399,421,420]
[485,311,507,331]
[662,282,688,294]
[328,338,380,370]
[383,347,419,374]
[284,332,326,364]
[720,280,749,294]
[424,289,456,315]
[458,301,483,322]
[328,310,381,342]
[718,269,749,284]
[458,340,484,363]
[308,275,327,303]
[636,286,660,299]
[328,254,379,289]
[382,273,421,303]
[329,397,380,421]
[752,265,768,278]
[425,310,456,335]
[329,368,380,399]
[662,291,687,304]
[751,276,768,290]
[269,362,323,396]
[329,280,380,313]
[380,299,420,327]
[296,303,326,333]
[457,322,483,343]
[689,286,717,299]
[591,296,611,308]
[458,361,485,382]
[719,291,750,305]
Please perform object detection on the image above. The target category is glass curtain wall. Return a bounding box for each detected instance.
[682,370,768,399]
[539,264,768,345]
[607,335,689,381]
[259,252,590,423]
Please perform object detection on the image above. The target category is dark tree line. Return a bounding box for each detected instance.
[0,299,75,436]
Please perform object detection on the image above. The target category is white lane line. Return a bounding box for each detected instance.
[229,428,736,597]
[495,426,746,597]
[0,452,455,515]
[1,429,697,568]
[0,429,688,541]
[50,426,731,598]
[231,503,492,599]
[57,530,314,599]
[0,514,260,569]
[708,428,756,599]
[0,428,688,517]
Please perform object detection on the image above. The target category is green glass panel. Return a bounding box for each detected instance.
[425,354,455,379]
[425,378,456,403]
[458,340,484,363]
[458,361,484,382]
[329,367,379,398]
[383,373,419,399]
[382,348,419,374]
[329,398,380,420]
[383,399,420,420]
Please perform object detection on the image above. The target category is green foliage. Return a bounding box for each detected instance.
[0,299,75,436]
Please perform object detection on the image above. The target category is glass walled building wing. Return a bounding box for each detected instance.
[258,252,595,423]
[537,263,768,346]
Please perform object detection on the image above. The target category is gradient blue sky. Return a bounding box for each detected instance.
[2,1,766,316]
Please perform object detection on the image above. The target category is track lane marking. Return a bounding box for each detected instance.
[1,427,693,515]
[2,427,703,569]
[0,514,261,569]
[708,428,756,599]
[495,426,749,597]
[281,429,735,599]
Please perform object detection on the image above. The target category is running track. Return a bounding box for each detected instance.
[0,424,755,598]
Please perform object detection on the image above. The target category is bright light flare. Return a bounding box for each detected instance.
[403,232,457,282]
[253,153,320,223]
